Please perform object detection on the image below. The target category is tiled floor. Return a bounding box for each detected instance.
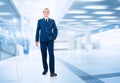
[0,46,120,83]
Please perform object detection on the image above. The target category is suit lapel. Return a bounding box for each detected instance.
[43,18,46,23]
[43,18,51,27]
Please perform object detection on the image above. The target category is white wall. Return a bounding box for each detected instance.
[91,29,120,47]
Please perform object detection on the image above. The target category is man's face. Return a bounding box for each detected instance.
[43,9,50,18]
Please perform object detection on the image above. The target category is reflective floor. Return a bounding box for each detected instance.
[0,46,120,83]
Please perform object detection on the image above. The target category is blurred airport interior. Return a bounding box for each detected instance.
[0,0,120,83]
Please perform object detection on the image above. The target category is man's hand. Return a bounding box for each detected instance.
[35,42,39,47]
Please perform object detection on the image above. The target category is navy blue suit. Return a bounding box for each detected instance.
[35,18,58,74]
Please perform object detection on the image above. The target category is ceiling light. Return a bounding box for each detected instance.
[74,25,86,26]
[60,19,76,21]
[0,12,12,16]
[67,22,83,24]
[84,5,108,9]
[67,10,87,14]
[93,11,114,14]
[0,2,4,5]
[83,20,98,22]
[114,25,120,29]
[95,24,107,26]
[13,18,18,23]
[74,15,92,18]
[115,7,120,10]
[78,0,104,2]
[100,16,116,19]
[58,24,70,26]
[89,22,104,24]
[99,29,104,32]
[105,20,119,22]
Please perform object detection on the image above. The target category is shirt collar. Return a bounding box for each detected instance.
[44,17,48,20]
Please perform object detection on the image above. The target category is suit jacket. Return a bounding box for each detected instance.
[35,18,58,42]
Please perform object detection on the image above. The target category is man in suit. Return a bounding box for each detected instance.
[35,8,58,77]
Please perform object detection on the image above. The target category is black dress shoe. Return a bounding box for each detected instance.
[50,73,57,77]
[42,71,47,75]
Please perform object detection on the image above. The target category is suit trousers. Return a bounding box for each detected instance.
[40,41,55,74]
